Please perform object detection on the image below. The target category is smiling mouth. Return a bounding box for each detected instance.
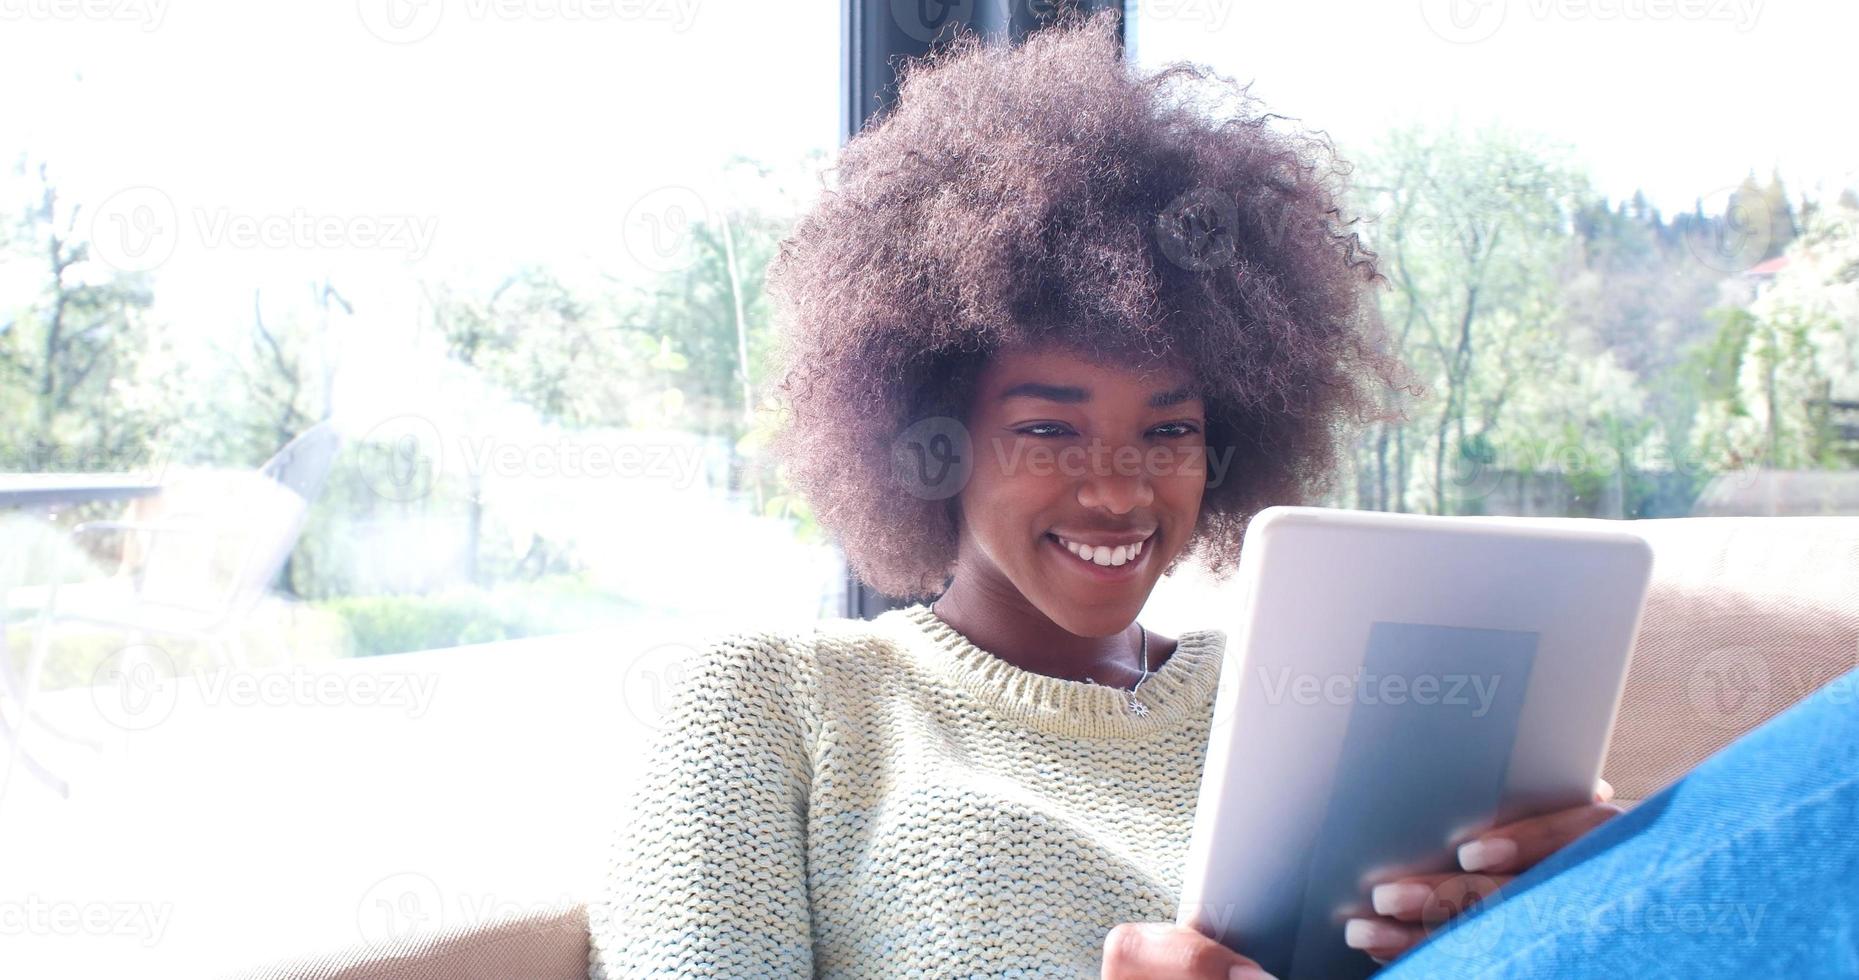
[1044,531,1155,570]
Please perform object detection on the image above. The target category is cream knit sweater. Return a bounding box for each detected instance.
[588,602,1228,978]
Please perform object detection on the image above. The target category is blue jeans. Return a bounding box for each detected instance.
[1382,667,1859,978]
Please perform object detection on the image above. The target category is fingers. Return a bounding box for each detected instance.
[1341,916,1428,962]
[1368,872,1512,923]
[1337,787,1619,967]
[1351,873,1510,964]
[1102,922,1278,980]
[1457,801,1625,874]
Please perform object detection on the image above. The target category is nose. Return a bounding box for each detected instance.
[1074,442,1155,514]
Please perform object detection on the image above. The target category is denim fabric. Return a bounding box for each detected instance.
[1380,667,1859,979]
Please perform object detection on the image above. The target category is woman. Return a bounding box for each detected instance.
[588,10,1857,978]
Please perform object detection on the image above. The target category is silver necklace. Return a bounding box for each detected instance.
[1127,623,1152,716]
[1085,623,1151,715]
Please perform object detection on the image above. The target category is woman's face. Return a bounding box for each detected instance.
[953,342,1208,638]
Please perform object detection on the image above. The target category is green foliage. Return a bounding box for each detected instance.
[1339,123,1853,518]
[0,160,174,473]
[1560,420,1610,518]
[1697,308,1756,410]
[1687,201,1857,473]
[1351,122,1593,514]
[315,576,648,657]
[1459,431,1498,465]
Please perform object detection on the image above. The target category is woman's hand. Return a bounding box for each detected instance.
[1101,922,1278,979]
[1342,779,1625,964]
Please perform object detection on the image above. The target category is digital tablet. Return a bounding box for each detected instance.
[1174,506,1654,979]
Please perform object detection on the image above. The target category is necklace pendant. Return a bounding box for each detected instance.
[1128,696,1149,716]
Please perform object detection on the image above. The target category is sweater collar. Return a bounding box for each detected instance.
[883,603,1226,740]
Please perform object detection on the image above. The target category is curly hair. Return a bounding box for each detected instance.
[765,8,1406,600]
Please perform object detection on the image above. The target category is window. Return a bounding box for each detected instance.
[1133,0,1858,519]
[0,1,847,694]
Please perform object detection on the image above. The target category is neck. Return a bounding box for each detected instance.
[931,573,1146,687]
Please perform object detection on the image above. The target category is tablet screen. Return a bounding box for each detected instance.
[1274,622,1538,976]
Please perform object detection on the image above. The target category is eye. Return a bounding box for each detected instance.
[1150,421,1202,438]
[1013,423,1074,438]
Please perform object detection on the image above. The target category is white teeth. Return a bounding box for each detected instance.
[1055,535,1147,568]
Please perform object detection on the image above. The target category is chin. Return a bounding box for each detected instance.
[1035,589,1149,638]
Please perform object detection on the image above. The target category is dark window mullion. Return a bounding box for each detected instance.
[837,0,1128,618]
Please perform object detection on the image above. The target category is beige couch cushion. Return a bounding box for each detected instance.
[225,905,587,980]
[1601,517,1859,803]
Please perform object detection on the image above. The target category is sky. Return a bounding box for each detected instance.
[0,0,1850,367]
[1130,0,1856,214]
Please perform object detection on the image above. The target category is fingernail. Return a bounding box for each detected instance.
[1343,918,1403,950]
[1229,966,1273,980]
[1138,922,1176,939]
[1458,837,1517,872]
[1371,882,1431,918]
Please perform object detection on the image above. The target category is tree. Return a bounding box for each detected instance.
[1351,123,1589,514]
[0,160,169,473]
[607,152,828,518]
[1695,194,1859,469]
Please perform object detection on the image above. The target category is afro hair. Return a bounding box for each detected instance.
[765,7,1406,600]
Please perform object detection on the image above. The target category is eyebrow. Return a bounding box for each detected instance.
[998,382,1200,409]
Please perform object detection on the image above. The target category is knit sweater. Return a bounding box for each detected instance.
[588,602,1229,978]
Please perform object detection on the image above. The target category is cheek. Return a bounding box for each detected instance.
[1156,445,1209,513]
[972,437,1055,496]
[959,442,1064,539]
